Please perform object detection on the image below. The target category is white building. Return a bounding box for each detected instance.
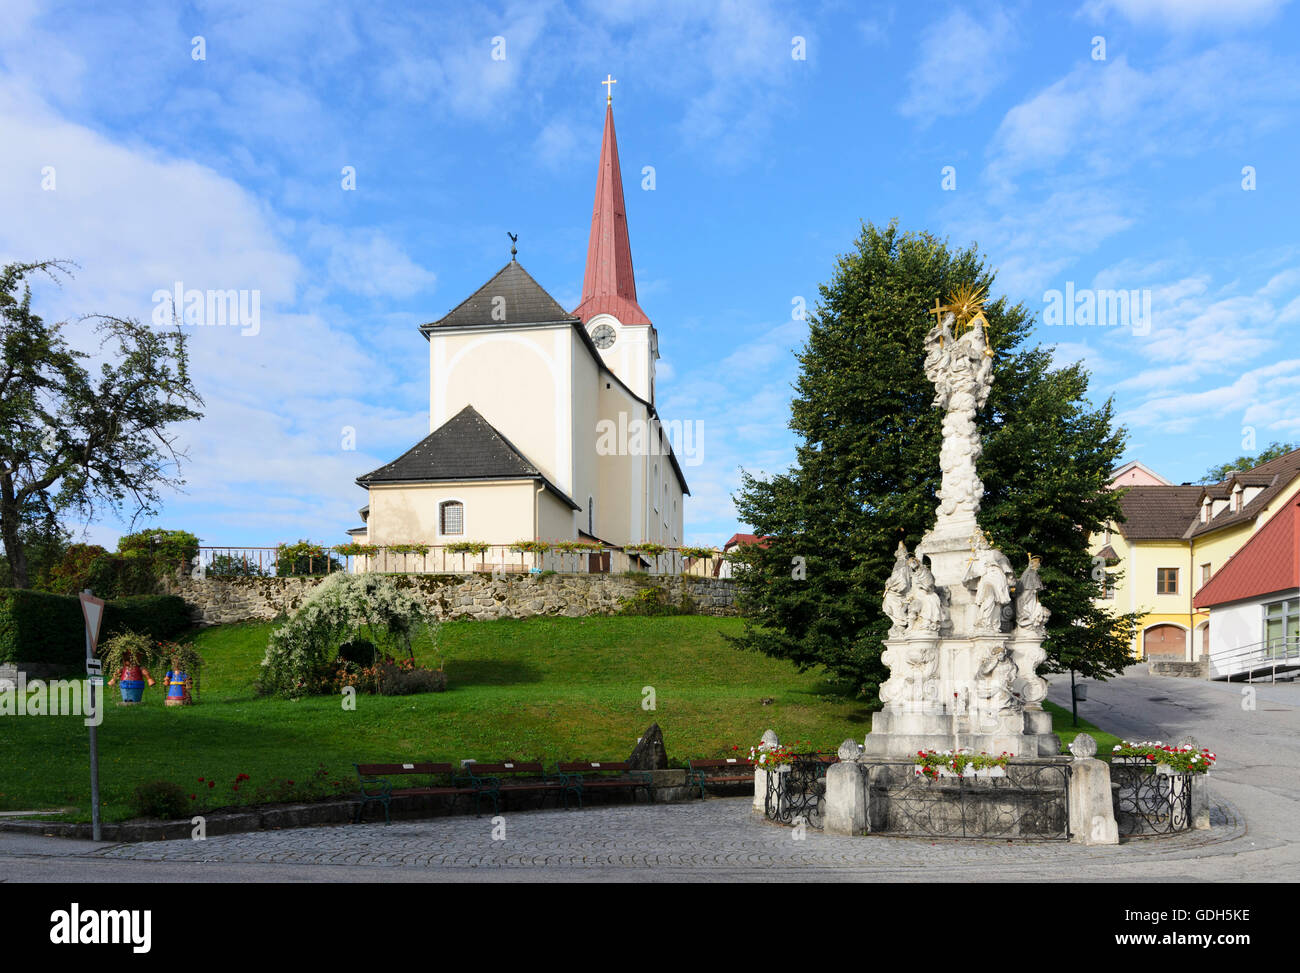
[350,97,688,558]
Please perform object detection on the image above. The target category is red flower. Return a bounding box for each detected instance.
[233,784,239,791]
[198,777,205,783]
[288,780,295,785]
[189,794,196,800]
[208,781,215,788]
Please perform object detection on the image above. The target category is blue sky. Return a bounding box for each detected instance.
[2,0,1298,549]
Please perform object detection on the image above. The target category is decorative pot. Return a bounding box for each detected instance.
[164,670,193,706]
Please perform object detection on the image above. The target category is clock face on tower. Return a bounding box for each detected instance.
[591,323,616,349]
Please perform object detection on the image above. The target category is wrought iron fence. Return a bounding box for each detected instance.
[1111,763,1193,836]
[764,753,836,830]
[763,758,1072,840]
[867,761,1072,840]
[191,545,727,579]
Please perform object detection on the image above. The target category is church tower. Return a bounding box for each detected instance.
[572,90,658,404]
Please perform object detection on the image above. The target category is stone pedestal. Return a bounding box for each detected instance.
[1068,757,1119,845]
[822,762,868,836]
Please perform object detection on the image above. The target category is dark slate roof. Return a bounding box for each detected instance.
[1115,486,1205,539]
[356,405,579,509]
[1187,447,1300,539]
[420,261,578,332]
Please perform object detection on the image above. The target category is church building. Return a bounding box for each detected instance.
[350,93,688,560]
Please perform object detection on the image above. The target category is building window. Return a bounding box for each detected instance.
[587,496,594,536]
[1101,575,1116,600]
[1264,597,1299,656]
[1156,567,1179,595]
[653,463,659,513]
[1199,563,1211,589]
[439,500,464,535]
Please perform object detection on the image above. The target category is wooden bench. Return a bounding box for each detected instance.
[688,757,756,798]
[463,761,564,815]
[556,761,654,808]
[353,763,475,824]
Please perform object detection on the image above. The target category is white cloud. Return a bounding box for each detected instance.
[1080,0,1291,30]
[900,7,1016,122]
[310,228,437,299]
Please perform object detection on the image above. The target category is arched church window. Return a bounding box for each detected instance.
[440,500,464,535]
[588,496,594,535]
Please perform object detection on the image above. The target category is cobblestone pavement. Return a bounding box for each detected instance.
[0,794,1277,882]
[89,795,1243,870]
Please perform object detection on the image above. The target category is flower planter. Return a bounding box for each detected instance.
[917,764,1007,779]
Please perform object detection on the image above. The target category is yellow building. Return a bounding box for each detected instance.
[1094,449,1300,661]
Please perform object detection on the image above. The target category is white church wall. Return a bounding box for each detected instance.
[431,326,571,493]
[570,329,601,536]
[595,377,646,545]
[366,481,539,546]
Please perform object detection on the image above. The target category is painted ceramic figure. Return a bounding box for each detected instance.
[108,653,155,704]
[163,667,193,706]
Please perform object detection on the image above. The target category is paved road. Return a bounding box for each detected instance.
[0,664,1293,882]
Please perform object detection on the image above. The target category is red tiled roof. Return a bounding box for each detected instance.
[1195,496,1300,608]
[723,533,770,550]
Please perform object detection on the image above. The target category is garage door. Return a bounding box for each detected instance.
[1143,624,1186,660]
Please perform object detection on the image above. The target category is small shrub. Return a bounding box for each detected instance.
[132,780,190,820]
[376,661,447,696]
[618,585,694,616]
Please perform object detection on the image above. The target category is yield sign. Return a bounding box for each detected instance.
[79,590,106,655]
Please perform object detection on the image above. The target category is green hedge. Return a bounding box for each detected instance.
[0,590,192,666]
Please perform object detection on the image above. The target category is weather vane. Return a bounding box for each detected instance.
[602,74,617,105]
[507,232,518,259]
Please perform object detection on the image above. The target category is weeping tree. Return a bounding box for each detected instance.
[0,261,204,588]
[729,221,1139,699]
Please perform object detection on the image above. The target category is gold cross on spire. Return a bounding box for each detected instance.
[602,74,617,105]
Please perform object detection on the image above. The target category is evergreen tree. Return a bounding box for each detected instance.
[729,222,1138,698]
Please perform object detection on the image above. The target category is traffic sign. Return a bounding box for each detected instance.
[79,590,105,655]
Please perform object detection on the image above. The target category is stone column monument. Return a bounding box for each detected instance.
[861,286,1060,758]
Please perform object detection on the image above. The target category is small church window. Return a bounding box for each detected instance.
[440,500,464,535]
[588,496,594,535]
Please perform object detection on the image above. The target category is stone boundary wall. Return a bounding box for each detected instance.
[159,573,738,627]
[1148,658,1209,679]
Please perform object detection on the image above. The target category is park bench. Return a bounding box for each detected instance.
[353,763,475,825]
[688,757,756,798]
[556,761,654,808]
[464,761,564,815]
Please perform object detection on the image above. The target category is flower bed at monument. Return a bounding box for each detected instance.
[1111,741,1216,774]
[913,749,1013,780]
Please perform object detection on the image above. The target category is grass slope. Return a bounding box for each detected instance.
[0,616,1111,822]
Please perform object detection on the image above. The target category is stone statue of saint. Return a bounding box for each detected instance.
[923,315,956,410]
[905,555,946,634]
[1016,554,1051,634]
[882,541,912,635]
[965,535,1014,634]
[974,643,1019,714]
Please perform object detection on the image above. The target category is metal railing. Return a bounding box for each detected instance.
[191,545,728,579]
[1209,635,1300,682]
[1111,762,1194,836]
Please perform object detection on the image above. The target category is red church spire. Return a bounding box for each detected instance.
[573,96,651,326]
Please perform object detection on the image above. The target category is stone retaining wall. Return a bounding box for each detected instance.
[1148,658,1209,679]
[159,573,738,626]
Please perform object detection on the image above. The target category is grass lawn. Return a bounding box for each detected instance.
[0,615,1116,822]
